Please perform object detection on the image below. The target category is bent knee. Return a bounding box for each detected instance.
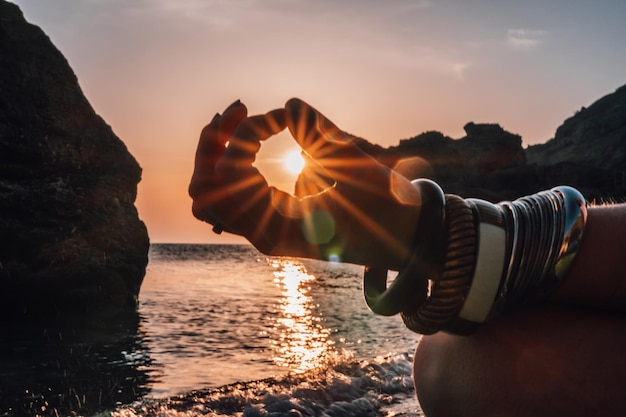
[412,306,626,417]
[413,333,483,417]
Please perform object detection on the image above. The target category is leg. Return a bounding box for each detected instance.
[413,304,626,417]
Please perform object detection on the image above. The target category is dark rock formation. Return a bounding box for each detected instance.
[0,1,149,319]
[526,84,626,201]
[297,83,626,204]
[382,122,527,201]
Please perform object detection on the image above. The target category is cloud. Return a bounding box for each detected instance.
[507,29,548,49]
[451,62,472,80]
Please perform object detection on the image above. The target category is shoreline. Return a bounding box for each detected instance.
[112,351,423,417]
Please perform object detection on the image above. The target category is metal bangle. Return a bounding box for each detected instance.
[493,186,587,312]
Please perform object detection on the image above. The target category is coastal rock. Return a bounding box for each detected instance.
[306,84,626,203]
[0,1,149,318]
[457,122,526,173]
[528,84,626,169]
[371,122,527,201]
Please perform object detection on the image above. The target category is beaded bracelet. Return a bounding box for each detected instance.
[363,183,588,335]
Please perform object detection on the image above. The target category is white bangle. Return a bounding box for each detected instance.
[457,200,507,323]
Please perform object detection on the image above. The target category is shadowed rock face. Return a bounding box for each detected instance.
[524,84,626,202]
[0,1,149,319]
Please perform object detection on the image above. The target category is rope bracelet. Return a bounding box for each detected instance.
[363,182,588,335]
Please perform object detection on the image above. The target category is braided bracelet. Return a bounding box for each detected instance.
[363,184,587,335]
[401,195,477,335]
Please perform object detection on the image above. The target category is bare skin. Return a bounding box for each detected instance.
[189,99,626,416]
[414,304,626,416]
[414,204,626,416]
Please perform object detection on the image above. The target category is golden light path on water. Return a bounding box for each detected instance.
[269,259,334,373]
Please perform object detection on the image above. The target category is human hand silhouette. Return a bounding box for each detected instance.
[189,98,443,271]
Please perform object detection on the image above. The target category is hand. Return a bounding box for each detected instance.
[189,98,438,270]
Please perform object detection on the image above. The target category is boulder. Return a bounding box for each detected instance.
[0,1,149,319]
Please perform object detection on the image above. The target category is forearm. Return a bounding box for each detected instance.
[551,203,626,311]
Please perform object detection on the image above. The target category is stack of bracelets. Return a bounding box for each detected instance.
[363,179,588,335]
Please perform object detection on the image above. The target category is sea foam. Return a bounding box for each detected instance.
[111,350,422,417]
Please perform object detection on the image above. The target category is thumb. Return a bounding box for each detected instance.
[285,98,368,168]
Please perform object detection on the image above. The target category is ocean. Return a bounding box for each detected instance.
[0,244,424,416]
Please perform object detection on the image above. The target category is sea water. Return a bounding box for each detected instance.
[0,244,423,416]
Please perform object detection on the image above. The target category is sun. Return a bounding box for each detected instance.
[284,150,305,174]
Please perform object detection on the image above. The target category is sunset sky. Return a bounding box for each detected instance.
[11,0,626,244]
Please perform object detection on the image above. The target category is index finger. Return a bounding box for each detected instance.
[285,98,367,161]
[189,101,248,199]
[216,108,286,174]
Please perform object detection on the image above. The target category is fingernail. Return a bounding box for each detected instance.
[226,99,242,111]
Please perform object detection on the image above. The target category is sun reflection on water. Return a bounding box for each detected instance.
[269,259,334,373]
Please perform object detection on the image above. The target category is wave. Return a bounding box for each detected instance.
[110,349,422,417]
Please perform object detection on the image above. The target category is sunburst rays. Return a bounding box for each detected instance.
[208,98,423,264]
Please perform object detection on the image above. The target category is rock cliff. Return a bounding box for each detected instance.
[0,1,149,319]
[525,84,626,201]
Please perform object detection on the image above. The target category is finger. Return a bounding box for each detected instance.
[200,100,248,165]
[306,102,347,143]
[213,109,289,235]
[189,101,248,197]
[218,100,248,144]
[189,101,248,228]
[285,98,377,176]
[217,108,286,169]
[294,153,335,198]
[285,98,391,198]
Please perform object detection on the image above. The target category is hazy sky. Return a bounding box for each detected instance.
[10,0,626,243]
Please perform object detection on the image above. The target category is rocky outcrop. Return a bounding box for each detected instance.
[298,84,625,204]
[527,84,626,170]
[379,122,527,201]
[526,84,626,201]
[0,1,149,319]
